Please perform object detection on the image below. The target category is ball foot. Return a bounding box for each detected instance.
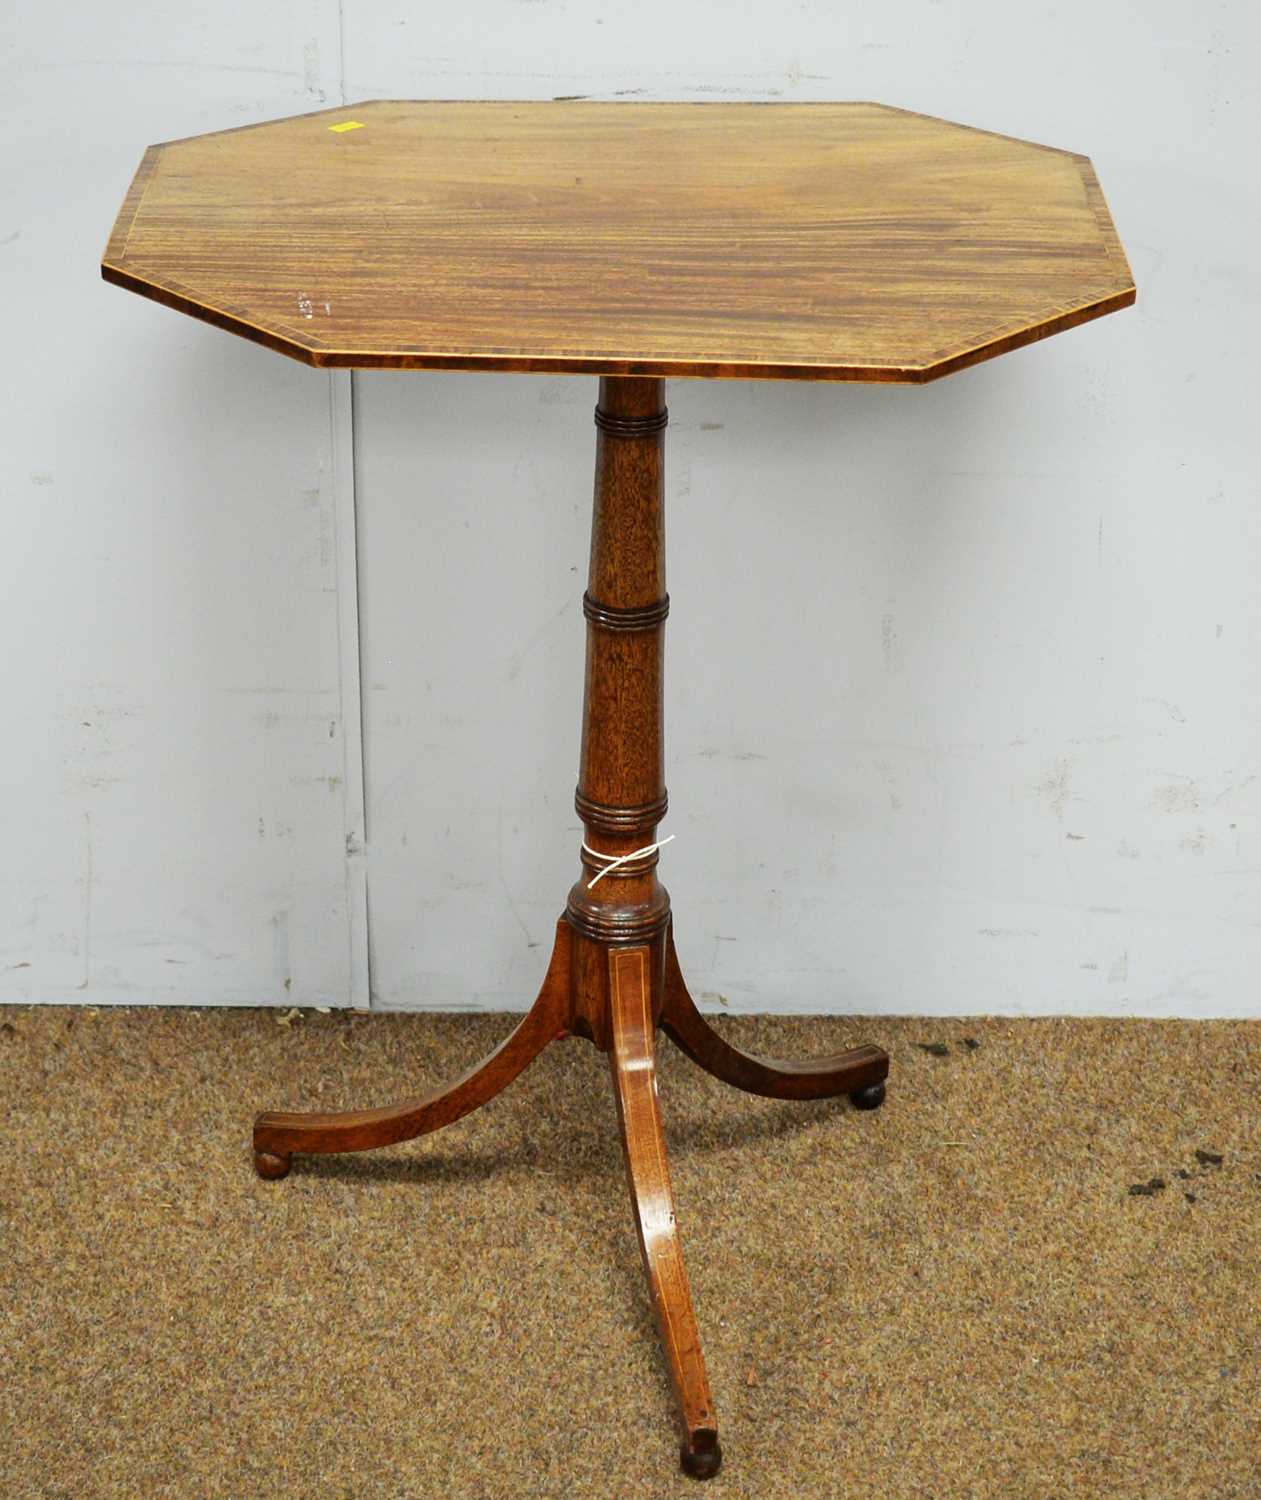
[254,1149,292,1180]
[680,1436,722,1480]
[849,1081,886,1112]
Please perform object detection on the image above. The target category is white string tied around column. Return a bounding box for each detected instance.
[581,834,675,890]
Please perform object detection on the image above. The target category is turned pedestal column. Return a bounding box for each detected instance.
[252,377,888,1478]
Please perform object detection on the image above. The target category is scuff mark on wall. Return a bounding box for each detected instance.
[79,813,93,990]
[496,807,533,947]
[1146,698,1188,723]
[1153,779,1200,814]
[505,593,576,684]
[271,908,291,997]
[1214,774,1257,806]
[881,612,902,673]
[302,40,325,102]
[1037,756,1076,818]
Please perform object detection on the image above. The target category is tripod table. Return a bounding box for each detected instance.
[102,100,1134,1479]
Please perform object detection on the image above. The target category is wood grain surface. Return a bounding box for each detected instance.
[662,926,888,1102]
[608,944,722,1478]
[102,100,1134,381]
[252,917,573,1176]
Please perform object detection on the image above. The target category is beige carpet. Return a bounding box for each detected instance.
[2,1004,1258,1498]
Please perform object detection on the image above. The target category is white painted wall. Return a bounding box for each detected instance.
[2,3,367,1006]
[4,3,1258,1018]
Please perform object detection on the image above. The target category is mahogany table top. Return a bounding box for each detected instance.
[102,100,1134,382]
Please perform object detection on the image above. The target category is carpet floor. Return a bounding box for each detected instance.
[1,1004,1258,1499]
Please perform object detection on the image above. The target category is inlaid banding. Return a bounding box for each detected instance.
[583,592,670,631]
[575,789,668,836]
[594,405,669,438]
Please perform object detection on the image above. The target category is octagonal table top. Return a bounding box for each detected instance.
[102,100,1134,382]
